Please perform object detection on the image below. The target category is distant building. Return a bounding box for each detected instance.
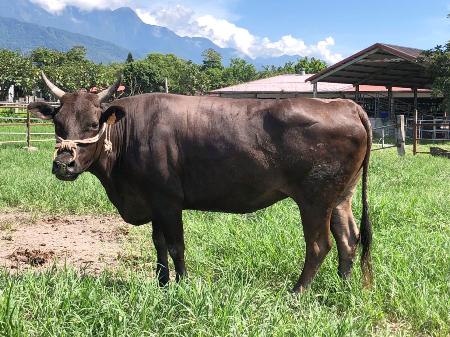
[211,73,436,119]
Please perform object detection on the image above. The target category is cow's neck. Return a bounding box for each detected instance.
[88,120,152,223]
[89,120,126,183]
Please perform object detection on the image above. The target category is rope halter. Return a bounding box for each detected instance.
[53,123,113,161]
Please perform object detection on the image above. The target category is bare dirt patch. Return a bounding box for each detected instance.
[0,210,130,273]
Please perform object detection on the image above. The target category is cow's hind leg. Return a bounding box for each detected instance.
[331,184,360,279]
[331,199,360,279]
[152,224,170,286]
[293,203,333,293]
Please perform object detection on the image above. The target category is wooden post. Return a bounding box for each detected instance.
[413,108,418,155]
[165,78,169,94]
[375,93,379,118]
[23,106,37,151]
[355,84,360,102]
[26,107,31,148]
[387,86,393,121]
[313,82,317,98]
[432,117,436,141]
[413,88,418,112]
[396,114,405,156]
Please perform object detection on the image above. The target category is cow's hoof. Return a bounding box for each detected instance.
[338,269,352,280]
[291,285,306,294]
[158,279,169,287]
[175,272,188,283]
[157,273,170,287]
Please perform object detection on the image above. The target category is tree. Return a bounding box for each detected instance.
[258,57,327,79]
[126,52,134,63]
[0,44,331,100]
[178,61,209,95]
[30,47,65,67]
[294,57,327,74]
[201,48,223,70]
[123,53,205,95]
[221,58,258,87]
[420,15,450,111]
[30,47,120,99]
[202,67,226,92]
[0,49,37,100]
[65,46,87,62]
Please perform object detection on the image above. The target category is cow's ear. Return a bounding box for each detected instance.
[27,102,55,120]
[100,105,125,125]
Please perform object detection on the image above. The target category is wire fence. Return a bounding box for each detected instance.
[409,110,450,155]
[369,110,450,156]
[371,123,397,151]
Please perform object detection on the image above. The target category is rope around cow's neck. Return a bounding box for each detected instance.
[53,123,113,161]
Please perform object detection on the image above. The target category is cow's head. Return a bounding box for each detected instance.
[28,72,124,181]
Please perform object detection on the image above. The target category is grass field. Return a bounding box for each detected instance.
[0,135,449,336]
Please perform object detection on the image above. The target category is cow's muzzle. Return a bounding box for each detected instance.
[52,156,79,181]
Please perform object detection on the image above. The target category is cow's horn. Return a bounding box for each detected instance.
[41,72,66,99]
[97,76,122,103]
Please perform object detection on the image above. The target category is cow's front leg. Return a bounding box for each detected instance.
[153,199,187,282]
[152,224,169,286]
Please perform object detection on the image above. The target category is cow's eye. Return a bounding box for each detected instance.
[90,123,99,129]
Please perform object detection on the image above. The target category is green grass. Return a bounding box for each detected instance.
[0,137,449,336]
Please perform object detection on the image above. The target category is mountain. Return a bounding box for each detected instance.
[0,0,242,64]
[0,0,302,66]
[0,16,130,63]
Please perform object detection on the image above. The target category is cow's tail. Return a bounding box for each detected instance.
[357,106,373,287]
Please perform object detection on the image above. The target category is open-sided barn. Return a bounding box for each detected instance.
[212,43,448,141]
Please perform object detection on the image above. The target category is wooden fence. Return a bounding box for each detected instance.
[0,102,56,149]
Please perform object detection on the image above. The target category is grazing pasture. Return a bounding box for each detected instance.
[0,136,449,336]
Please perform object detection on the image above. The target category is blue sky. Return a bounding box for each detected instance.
[230,0,450,54]
[31,0,450,63]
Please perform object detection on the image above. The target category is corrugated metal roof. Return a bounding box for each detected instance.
[213,74,352,93]
[381,44,424,60]
[212,74,426,94]
[306,43,432,88]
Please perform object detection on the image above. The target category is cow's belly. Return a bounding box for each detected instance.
[181,162,290,213]
[117,199,153,225]
[184,186,287,213]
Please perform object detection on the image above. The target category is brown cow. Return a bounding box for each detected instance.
[28,73,372,292]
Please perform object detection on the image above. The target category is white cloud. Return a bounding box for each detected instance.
[195,15,256,56]
[313,37,343,64]
[134,8,158,25]
[30,0,125,13]
[31,0,343,63]
[137,6,343,63]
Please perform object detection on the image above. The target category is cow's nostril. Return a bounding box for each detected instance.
[57,162,67,170]
[52,160,71,174]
